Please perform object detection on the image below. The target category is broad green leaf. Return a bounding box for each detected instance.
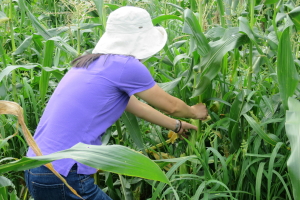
[173,54,190,66]
[0,176,18,200]
[238,17,255,40]
[243,114,278,146]
[39,40,55,105]
[157,77,182,92]
[92,0,104,18]
[183,9,210,56]
[205,27,226,40]
[256,162,265,200]
[119,174,133,200]
[152,15,183,25]
[276,13,287,24]
[12,36,33,55]
[216,0,226,27]
[191,182,206,200]
[228,91,245,150]
[273,170,293,200]
[285,97,300,200]
[0,65,66,83]
[151,157,191,199]
[192,28,249,97]
[48,27,69,36]
[206,147,229,184]
[0,176,14,188]
[267,142,284,199]
[121,112,144,151]
[79,23,102,30]
[205,97,232,107]
[288,6,300,31]
[277,28,299,110]
[0,143,169,184]
[0,65,38,83]
[166,3,184,12]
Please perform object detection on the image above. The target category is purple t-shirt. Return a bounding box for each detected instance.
[27,54,155,176]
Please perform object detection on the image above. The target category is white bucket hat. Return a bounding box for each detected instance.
[92,6,167,59]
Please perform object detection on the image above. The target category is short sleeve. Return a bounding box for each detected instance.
[119,58,155,96]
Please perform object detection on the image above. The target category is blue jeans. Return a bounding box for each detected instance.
[24,164,112,200]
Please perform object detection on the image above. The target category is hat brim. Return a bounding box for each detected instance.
[92,26,167,60]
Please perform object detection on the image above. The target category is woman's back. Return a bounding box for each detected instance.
[26,54,155,176]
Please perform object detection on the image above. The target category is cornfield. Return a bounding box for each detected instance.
[0,0,300,199]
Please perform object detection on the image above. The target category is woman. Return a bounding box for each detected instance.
[25,6,208,200]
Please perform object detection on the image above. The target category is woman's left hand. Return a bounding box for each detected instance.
[176,120,197,139]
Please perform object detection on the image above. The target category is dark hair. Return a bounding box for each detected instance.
[71,53,103,68]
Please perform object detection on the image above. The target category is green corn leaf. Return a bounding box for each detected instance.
[12,36,33,56]
[152,15,183,25]
[277,28,299,110]
[205,97,231,107]
[288,6,300,31]
[48,27,69,36]
[0,65,66,83]
[166,3,184,12]
[0,143,169,184]
[192,28,249,97]
[121,112,145,152]
[216,0,226,27]
[205,27,226,40]
[173,54,191,66]
[93,0,104,17]
[183,9,210,56]
[0,65,37,83]
[151,157,190,200]
[228,90,245,150]
[39,40,55,105]
[243,114,278,146]
[157,77,182,92]
[267,142,284,200]
[0,176,18,200]
[22,78,40,124]
[79,23,102,30]
[191,182,206,200]
[285,97,300,200]
[256,162,265,200]
[0,176,14,188]
[238,17,255,40]
[272,170,293,200]
[206,147,229,184]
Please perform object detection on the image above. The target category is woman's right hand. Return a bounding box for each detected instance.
[191,103,208,120]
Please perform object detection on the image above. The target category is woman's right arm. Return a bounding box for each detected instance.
[135,84,208,120]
